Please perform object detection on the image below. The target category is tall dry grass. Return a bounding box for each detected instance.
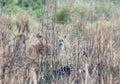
[0,14,119,84]
[0,1,120,84]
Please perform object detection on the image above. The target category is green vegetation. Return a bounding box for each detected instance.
[55,6,70,24]
[1,0,43,16]
[0,0,120,20]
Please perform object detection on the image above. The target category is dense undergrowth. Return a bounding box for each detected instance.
[0,0,120,84]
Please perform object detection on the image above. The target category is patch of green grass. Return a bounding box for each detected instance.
[3,5,22,14]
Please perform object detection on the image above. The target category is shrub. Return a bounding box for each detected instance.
[55,6,70,24]
[94,2,116,20]
[73,4,92,17]
[3,5,22,14]
[110,0,120,4]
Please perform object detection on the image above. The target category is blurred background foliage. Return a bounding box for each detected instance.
[0,0,119,19]
[0,0,45,17]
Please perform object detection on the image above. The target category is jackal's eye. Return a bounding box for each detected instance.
[59,39,64,42]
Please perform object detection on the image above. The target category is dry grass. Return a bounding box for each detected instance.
[0,1,120,84]
[0,13,119,84]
